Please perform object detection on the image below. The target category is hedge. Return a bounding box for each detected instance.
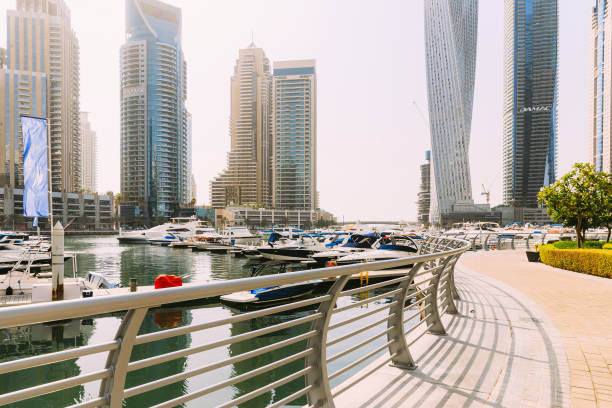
[539,244,612,278]
[552,240,605,250]
[604,243,612,250]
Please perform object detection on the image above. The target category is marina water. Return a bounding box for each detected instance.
[0,236,411,407]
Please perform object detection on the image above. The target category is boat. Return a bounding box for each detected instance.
[336,235,420,267]
[256,234,326,262]
[117,216,200,244]
[311,233,379,266]
[220,262,321,307]
[148,233,185,246]
[219,227,261,245]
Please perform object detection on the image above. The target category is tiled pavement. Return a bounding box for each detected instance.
[460,250,612,408]
[333,250,606,407]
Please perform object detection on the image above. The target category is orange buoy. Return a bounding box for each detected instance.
[327,259,338,267]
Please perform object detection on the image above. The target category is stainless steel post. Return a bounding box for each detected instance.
[51,221,64,300]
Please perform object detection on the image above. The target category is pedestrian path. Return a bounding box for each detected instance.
[460,250,612,408]
[333,251,573,407]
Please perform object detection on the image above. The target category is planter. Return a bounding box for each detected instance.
[525,250,540,262]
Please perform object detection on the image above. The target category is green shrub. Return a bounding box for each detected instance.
[604,243,612,250]
[539,244,612,278]
[552,240,604,250]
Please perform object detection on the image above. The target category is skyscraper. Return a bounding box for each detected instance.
[417,151,431,225]
[80,112,97,193]
[7,0,81,192]
[120,0,189,219]
[424,0,478,224]
[589,0,612,173]
[503,0,558,207]
[210,45,273,209]
[272,60,317,211]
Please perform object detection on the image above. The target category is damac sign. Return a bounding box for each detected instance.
[518,105,551,113]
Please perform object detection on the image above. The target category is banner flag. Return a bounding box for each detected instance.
[21,116,49,218]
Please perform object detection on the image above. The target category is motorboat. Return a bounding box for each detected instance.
[311,233,379,266]
[219,227,260,245]
[220,262,321,307]
[336,235,420,267]
[256,234,326,262]
[117,217,200,244]
[148,233,186,246]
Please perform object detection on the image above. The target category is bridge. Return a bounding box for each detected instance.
[0,236,609,407]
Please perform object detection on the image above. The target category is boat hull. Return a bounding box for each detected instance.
[257,248,316,262]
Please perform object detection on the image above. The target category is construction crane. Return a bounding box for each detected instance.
[481,184,490,204]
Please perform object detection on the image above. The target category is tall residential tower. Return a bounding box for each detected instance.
[272,60,317,211]
[7,0,81,192]
[120,0,190,219]
[424,0,478,224]
[80,112,97,192]
[503,0,558,207]
[589,0,612,173]
[210,45,273,208]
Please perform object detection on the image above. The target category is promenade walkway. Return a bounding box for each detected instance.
[334,250,612,407]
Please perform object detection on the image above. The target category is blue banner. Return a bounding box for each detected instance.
[21,116,49,218]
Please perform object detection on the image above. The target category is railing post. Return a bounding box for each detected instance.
[387,262,423,370]
[99,307,148,408]
[526,233,531,248]
[497,236,502,250]
[484,234,490,251]
[441,255,460,313]
[470,236,476,251]
[511,235,515,250]
[424,257,452,336]
[305,275,350,408]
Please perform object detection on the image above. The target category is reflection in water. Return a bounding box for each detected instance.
[228,311,313,407]
[124,309,193,407]
[0,319,94,407]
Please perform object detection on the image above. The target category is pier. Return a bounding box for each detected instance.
[0,238,611,407]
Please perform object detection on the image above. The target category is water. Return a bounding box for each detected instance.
[0,236,407,407]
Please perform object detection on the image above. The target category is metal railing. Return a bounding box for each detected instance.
[442,231,610,251]
[0,236,470,408]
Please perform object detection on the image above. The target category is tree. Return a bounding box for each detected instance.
[592,172,612,242]
[538,163,611,248]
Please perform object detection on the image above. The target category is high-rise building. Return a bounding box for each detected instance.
[589,0,612,173]
[210,45,273,209]
[80,112,97,193]
[272,59,317,211]
[503,0,558,207]
[0,70,48,187]
[120,0,189,219]
[0,48,6,68]
[424,0,478,225]
[417,151,431,225]
[7,0,81,192]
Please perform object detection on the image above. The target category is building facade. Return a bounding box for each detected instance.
[120,0,190,220]
[589,0,612,173]
[272,60,317,211]
[0,70,48,188]
[7,0,81,192]
[80,112,97,193]
[424,0,478,224]
[417,150,431,225]
[503,0,558,207]
[210,45,273,209]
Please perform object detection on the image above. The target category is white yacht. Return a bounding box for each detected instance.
[220,227,260,245]
[117,217,199,244]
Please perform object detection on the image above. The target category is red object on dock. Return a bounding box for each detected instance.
[154,274,183,289]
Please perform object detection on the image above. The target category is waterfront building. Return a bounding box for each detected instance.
[272,59,317,211]
[0,70,47,188]
[7,0,81,192]
[417,151,431,225]
[589,0,612,173]
[120,0,190,220]
[424,0,478,224]
[0,47,6,68]
[80,112,97,193]
[503,0,558,207]
[210,45,273,209]
[215,205,333,229]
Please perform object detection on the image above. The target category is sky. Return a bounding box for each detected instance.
[0,0,592,222]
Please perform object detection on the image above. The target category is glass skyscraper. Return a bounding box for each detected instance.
[503,0,558,208]
[589,0,612,173]
[120,0,189,219]
[272,60,317,211]
[424,0,478,224]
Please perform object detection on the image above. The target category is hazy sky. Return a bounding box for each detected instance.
[0,0,592,221]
